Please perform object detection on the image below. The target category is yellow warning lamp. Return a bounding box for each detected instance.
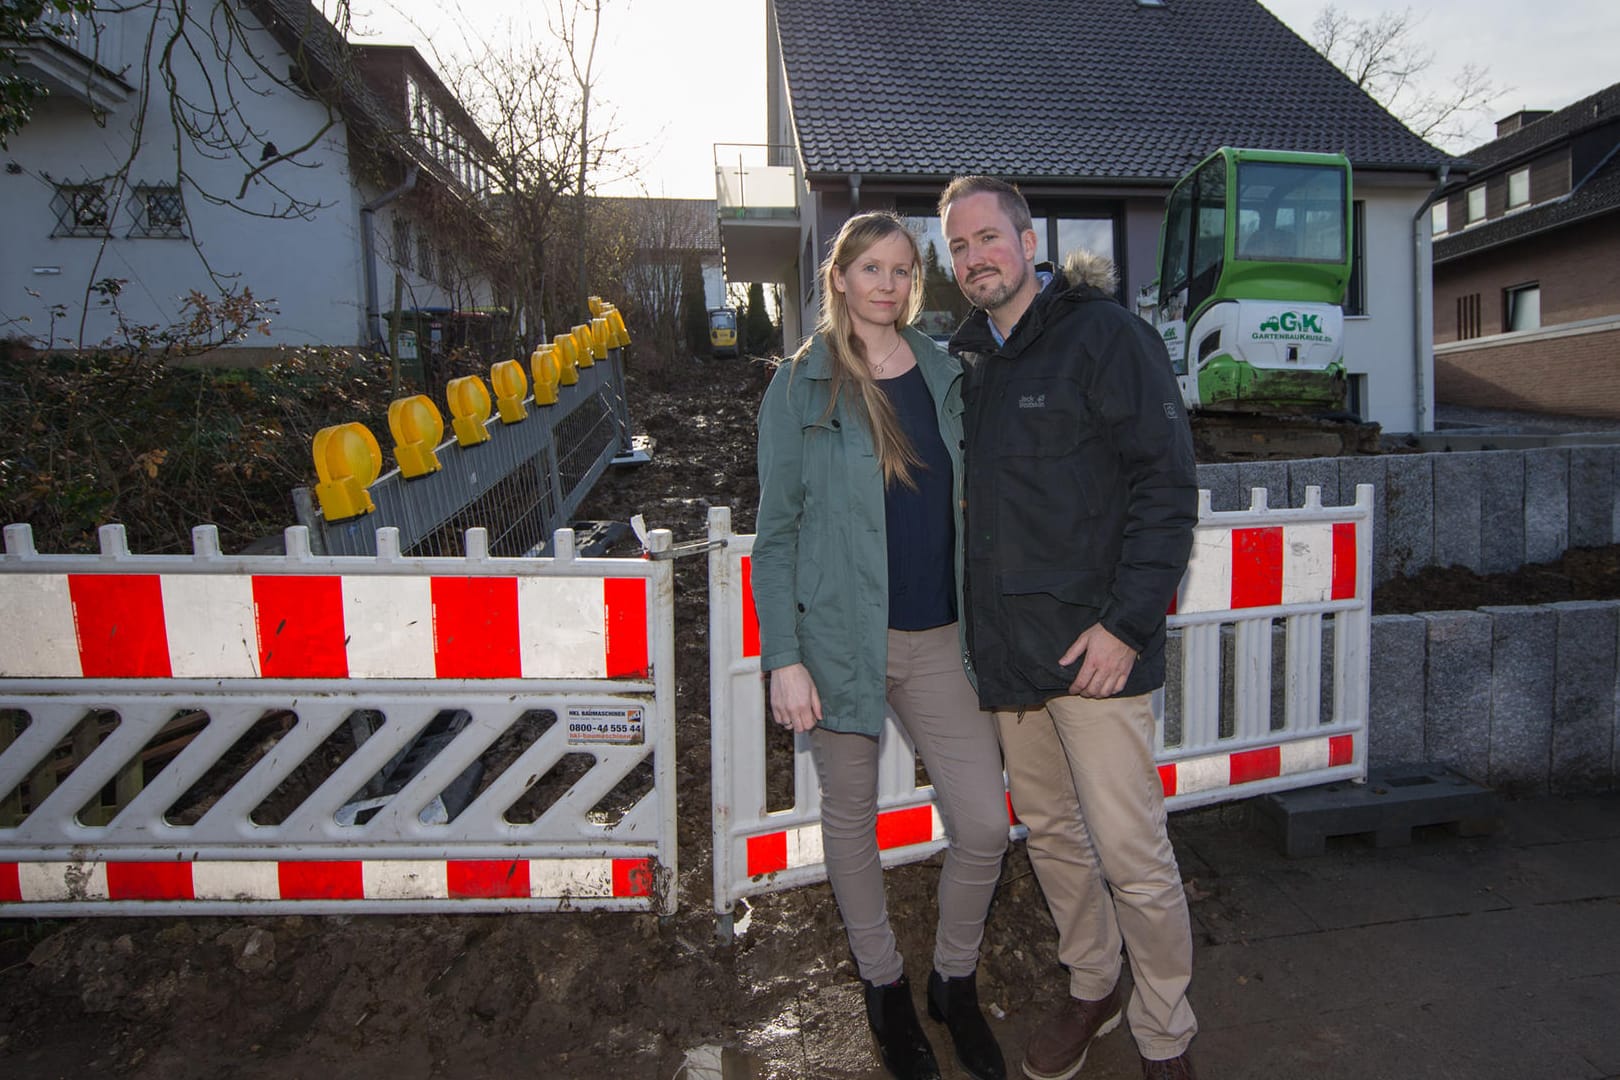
[387,395,445,478]
[571,323,596,368]
[605,307,631,347]
[312,422,382,521]
[530,344,560,405]
[490,359,529,424]
[590,317,611,359]
[446,375,493,446]
[588,295,605,317]
[553,333,580,386]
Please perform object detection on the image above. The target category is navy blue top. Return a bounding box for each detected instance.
[879,364,956,631]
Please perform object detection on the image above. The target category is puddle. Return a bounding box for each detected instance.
[675,1044,763,1080]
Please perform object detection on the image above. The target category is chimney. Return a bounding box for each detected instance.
[1496,109,1554,138]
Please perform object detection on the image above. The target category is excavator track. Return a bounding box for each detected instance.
[1190,411,1383,461]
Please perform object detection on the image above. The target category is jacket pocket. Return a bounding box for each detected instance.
[997,569,1107,693]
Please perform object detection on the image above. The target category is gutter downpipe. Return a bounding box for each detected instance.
[1411,163,1451,432]
[849,172,861,214]
[361,166,420,350]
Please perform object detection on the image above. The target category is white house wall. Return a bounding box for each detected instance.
[1347,183,1435,434]
[1,7,488,353]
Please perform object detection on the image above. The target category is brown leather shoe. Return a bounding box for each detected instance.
[1140,1051,1198,1079]
[1020,985,1122,1080]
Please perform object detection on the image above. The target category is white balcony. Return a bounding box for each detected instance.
[15,9,133,111]
[715,143,801,282]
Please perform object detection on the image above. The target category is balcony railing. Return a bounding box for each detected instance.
[714,143,799,220]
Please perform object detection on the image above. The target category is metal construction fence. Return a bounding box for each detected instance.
[707,485,1373,937]
[297,345,637,559]
[0,521,677,917]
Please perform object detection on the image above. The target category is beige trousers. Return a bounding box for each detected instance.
[996,692,1197,1059]
[809,622,1009,986]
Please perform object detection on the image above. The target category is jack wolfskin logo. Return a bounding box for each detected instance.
[1018,393,1046,409]
[1257,311,1324,335]
[1163,401,1179,419]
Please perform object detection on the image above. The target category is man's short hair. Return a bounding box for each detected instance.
[938,176,1034,236]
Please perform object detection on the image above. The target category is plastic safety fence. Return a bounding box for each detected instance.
[0,521,677,917]
[707,485,1373,935]
[306,347,633,558]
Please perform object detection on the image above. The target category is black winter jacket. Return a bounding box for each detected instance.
[950,259,1197,709]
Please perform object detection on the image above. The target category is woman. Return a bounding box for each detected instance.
[753,212,1009,1080]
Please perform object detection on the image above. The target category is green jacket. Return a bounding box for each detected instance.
[753,326,967,735]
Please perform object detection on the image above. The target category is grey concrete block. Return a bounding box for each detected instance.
[1339,457,1390,584]
[1568,447,1615,549]
[1420,611,1492,783]
[1288,458,1342,509]
[1550,601,1619,794]
[1235,461,1289,510]
[1385,455,1436,579]
[1479,450,1527,574]
[1432,452,1484,572]
[1369,614,1427,767]
[1164,629,1183,748]
[1524,447,1570,564]
[1196,463,1241,513]
[1479,605,1555,797]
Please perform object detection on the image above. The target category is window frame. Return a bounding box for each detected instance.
[51,181,112,238]
[1431,200,1448,236]
[1507,167,1530,210]
[1466,185,1486,225]
[1505,282,1540,333]
[1344,200,1368,317]
[127,182,186,239]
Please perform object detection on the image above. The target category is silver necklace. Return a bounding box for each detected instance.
[871,336,903,376]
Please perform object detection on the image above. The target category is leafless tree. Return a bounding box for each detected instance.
[1312,5,1502,151]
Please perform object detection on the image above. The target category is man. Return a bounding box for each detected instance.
[940,176,1199,1080]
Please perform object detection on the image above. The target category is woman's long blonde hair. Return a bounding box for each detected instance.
[793,211,926,488]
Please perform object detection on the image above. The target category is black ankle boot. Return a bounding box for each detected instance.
[926,969,1006,1080]
[862,974,942,1080]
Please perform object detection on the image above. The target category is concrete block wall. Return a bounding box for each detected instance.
[1368,603,1620,795]
[1198,445,1620,585]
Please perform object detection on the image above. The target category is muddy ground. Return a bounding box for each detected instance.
[3,354,1619,1079]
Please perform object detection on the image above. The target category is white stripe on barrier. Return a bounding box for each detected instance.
[343,575,435,678]
[18,861,111,902]
[518,577,608,678]
[364,859,449,900]
[1179,529,1233,614]
[191,861,281,901]
[0,575,80,678]
[162,575,260,678]
[1281,523,1334,606]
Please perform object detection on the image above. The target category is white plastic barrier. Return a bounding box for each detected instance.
[0,522,677,917]
[708,485,1373,934]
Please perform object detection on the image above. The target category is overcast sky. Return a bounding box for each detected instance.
[359,0,1620,199]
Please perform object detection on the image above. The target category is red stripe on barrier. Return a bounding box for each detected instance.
[107,861,194,901]
[1328,733,1355,767]
[875,805,934,850]
[1158,763,1177,797]
[740,557,761,659]
[448,859,530,899]
[1229,746,1283,786]
[1230,527,1284,609]
[603,578,650,678]
[1331,522,1358,600]
[278,861,364,900]
[253,575,347,677]
[1166,587,1178,616]
[0,863,19,902]
[746,832,787,876]
[432,577,521,678]
[69,574,172,677]
[1005,792,1021,826]
[612,858,655,898]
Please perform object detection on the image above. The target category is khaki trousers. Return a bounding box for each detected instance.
[809,622,1009,986]
[996,692,1197,1059]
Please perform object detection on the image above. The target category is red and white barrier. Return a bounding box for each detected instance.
[708,486,1373,935]
[0,522,677,918]
[0,572,649,680]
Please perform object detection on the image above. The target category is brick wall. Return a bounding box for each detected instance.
[1436,324,1620,417]
[1434,212,1620,342]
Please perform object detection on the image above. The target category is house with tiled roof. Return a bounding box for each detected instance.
[1,1,496,360]
[1431,83,1620,419]
[718,0,1458,432]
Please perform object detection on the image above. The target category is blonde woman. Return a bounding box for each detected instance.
[753,212,1008,1080]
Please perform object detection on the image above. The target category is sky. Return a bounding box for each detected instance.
[357,0,1620,200]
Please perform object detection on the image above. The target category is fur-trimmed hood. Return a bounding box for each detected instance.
[1061,248,1118,294]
